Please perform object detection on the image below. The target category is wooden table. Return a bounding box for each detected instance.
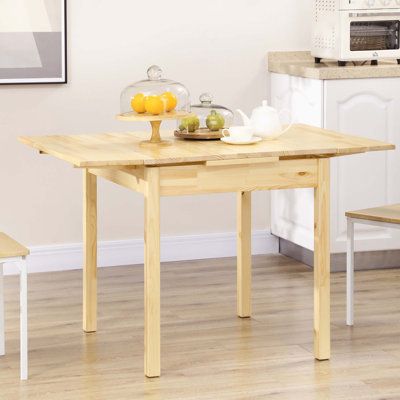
[19,124,394,377]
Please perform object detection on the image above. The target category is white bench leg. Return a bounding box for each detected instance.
[19,259,28,380]
[346,219,355,326]
[0,263,4,356]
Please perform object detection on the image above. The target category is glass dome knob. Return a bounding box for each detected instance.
[147,65,163,80]
[200,93,213,104]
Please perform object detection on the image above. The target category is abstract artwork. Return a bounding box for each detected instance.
[0,0,67,84]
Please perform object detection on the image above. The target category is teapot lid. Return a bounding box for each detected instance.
[259,100,274,110]
[251,100,277,114]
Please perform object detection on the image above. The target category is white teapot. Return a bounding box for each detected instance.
[237,100,291,139]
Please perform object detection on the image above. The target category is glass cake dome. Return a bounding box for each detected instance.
[177,93,233,134]
[120,65,190,116]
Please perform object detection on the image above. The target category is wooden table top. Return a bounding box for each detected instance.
[19,124,395,168]
[346,204,400,225]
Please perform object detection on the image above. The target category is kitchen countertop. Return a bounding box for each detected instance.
[268,51,400,80]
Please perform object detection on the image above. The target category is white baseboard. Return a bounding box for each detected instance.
[3,230,278,275]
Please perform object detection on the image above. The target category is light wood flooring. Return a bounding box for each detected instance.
[1,254,400,400]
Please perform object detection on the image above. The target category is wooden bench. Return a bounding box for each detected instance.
[346,204,400,326]
[0,232,29,380]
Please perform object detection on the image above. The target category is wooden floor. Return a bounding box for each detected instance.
[1,254,400,400]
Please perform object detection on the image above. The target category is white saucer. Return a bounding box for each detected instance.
[221,136,262,145]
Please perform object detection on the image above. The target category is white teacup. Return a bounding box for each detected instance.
[222,126,254,141]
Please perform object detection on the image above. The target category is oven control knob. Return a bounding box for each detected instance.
[366,0,376,6]
[380,0,391,5]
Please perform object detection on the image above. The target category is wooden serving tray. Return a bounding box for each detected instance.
[174,128,223,140]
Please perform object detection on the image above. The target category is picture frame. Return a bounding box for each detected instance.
[0,0,67,85]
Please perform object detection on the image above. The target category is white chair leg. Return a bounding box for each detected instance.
[346,219,355,326]
[19,259,28,380]
[0,263,5,356]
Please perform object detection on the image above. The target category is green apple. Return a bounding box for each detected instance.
[179,116,200,132]
[206,110,225,131]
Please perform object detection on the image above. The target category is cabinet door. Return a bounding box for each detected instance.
[270,73,324,250]
[325,78,400,252]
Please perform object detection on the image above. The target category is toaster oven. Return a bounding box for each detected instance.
[312,0,400,65]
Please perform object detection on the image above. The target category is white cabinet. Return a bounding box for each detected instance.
[270,73,400,253]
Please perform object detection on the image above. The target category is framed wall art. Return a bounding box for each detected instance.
[0,0,67,84]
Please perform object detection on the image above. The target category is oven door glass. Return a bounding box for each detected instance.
[350,20,400,51]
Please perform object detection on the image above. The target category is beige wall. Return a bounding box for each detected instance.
[0,0,312,247]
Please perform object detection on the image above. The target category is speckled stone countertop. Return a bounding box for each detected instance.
[268,51,400,80]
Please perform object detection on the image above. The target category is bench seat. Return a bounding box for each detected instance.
[0,233,29,259]
[345,204,400,225]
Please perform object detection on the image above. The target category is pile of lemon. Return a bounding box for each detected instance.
[131,92,177,116]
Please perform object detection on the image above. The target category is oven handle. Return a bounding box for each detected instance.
[349,12,400,18]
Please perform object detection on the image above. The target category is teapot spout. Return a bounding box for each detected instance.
[236,109,251,126]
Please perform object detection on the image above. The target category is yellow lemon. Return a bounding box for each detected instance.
[131,93,146,114]
[160,91,178,112]
[144,95,164,115]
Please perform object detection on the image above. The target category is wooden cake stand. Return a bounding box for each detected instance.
[116,111,193,145]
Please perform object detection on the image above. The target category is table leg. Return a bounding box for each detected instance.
[237,191,252,318]
[314,158,330,361]
[346,218,355,326]
[19,258,28,380]
[83,170,97,333]
[0,263,4,356]
[144,167,161,377]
